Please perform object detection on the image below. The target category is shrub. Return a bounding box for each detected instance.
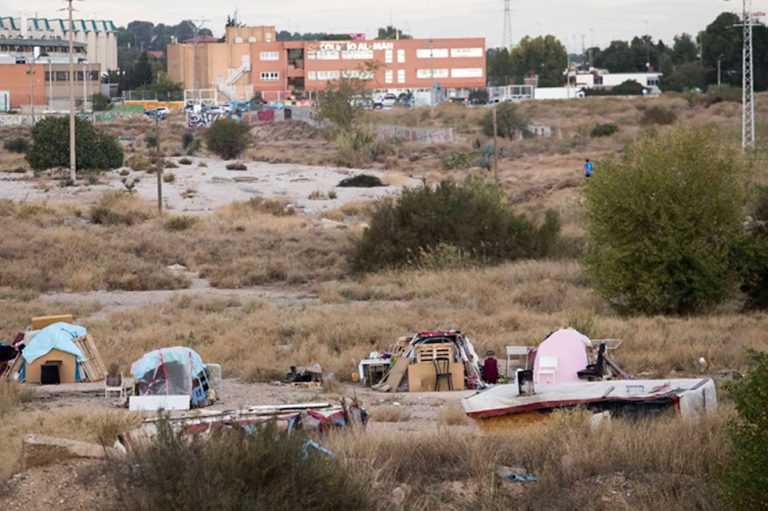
[585,125,746,314]
[316,77,367,131]
[735,186,768,309]
[164,160,178,169]
[442,150,476,170]
[337,174,385,187]
[3,137,30,154]
[109,419,369,511]
[590,123,618,138]
[349,178,561,273]
[163,172,176,183]
[335,129,388,167]
[90,192,151,226]
[641,106,677,126]
[145,134,158,148]
[719,350,768,508]
[26,117,123,171]
[165,215,198,231]
[181,131,195,149]
[612,79,646,95]
[205,119,251,159]
[482,102,529,138]
[178,157,193,165]
[126,154,151,172]
[225,162,248,171]
[91,92,111,111]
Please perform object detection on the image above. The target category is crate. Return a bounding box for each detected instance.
[415,343,454,363]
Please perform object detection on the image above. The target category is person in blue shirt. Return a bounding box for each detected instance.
[584,158,593,177]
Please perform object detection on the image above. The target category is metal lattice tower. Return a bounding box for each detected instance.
[502,0,512,49]
[742,0,755,150]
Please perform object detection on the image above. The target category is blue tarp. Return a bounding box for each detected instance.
[22,322,86,364]
[131,346,205,380]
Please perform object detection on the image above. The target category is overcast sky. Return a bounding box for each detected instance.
[0,0,763,49]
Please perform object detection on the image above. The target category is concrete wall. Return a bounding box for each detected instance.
[0,64,46,108]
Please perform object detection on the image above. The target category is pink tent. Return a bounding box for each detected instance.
[533,329,590,384]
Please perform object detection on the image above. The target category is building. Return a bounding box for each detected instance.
[567,68,662,91]
[167,27,486,102]
[0,37,100,110]
[0,16,117,72]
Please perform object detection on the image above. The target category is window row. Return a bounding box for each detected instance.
[44,70,99,81]
[260,71,280,81]
[307,70,374,81]
[259,51,279,61]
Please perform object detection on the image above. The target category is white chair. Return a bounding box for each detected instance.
[537,356,559,384]
[105,373,127,398]
[505,346,530,379]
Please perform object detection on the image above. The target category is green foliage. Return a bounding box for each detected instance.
[482,103,529,139]
[205,119,251,159]
[225,162,248,170]
[641,106,677,126]
[121,177,140,194]
[178,157,192,165]
[135,78,185,96]
[509,35,567,87]
[165,215,198,231]
[181,131,195,151]
[585,126,746,315]
[109,419,369,511]
[3,137,30,154]
[26,117,124,172]
[376,25,411,39]
[91,93,112,111]
[145,134,158,148]
[613,79,646,95]
[335,129,388,167]
[316,78,367,131]
[590,123,619,138]
[349,178,561,273]
[735,186,768,309]
[337,174,385,187]
[719,350,768,508]
[662,61,708,92]
[468,88,489,104]
[442,150,477,170]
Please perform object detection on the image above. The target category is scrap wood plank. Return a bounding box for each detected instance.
[83,336,107,380]
[373,356,408,393]
[74,336,106,381]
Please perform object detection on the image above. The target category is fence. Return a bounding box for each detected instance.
[122,90,185,102]
[375,124,455,144]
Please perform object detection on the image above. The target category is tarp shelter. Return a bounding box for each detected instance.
[131,347,208,406]
[532,329,590,384]
[22,323,86,384]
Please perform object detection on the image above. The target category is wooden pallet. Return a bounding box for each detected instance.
[415,343,454,363]
[73,335,107,382]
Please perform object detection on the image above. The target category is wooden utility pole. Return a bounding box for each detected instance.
[67,0,76,181]
[492,104,499,184]
[27,59,35,120]
[155,115,163,212]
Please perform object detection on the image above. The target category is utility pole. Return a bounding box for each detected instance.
[27,58,35,120]
[492,105,499,184]
[67,0,76,181]
[741,0,755,150]
[190,19,210,105]
[155,114,163,212]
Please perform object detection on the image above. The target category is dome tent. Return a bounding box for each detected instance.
[130,346,209,407]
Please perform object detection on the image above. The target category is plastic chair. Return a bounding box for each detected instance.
[105,373,125,398]
[434,357,454,391]
[537,356,559,384]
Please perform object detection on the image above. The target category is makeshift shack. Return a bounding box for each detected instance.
[130,346,210,411]
[374,331,482,392]
[20,322,107,384]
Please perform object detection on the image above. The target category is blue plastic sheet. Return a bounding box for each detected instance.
[22,322,86,364]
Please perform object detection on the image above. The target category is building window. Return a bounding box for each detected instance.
[342,70,373,80]
[385,70,393,84]
[307,50,339,60]
[417,48,449,59]
[342,49,374,60]
[450,48,483,58]
[451,68,483,78]
[317,70,340,80]
[54,71,68,81]
[89,70,99,81]
[417,69,449,79]
[307,71,317,81]
[235,37,243,43]
[385,49,393,64]
[397,69,405,83]
[259,51,279,61]
[260,71,280,81]
[248,37,257,42]
[397,49,405,63]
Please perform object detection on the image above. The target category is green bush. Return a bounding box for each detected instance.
[735,186,768,309]
[205,119,251,159]
[3,137,30,154]
[482,102,529,139]
[585,125,746,314]
[442,151,476,170]
[719,350,768,508]
[225,162,247,171]
[641,106,677,126]
[612,79,646,95]
[178,157,192,165]
[590,123,618,138]
[335,129,388,167]
[165,215,197,231]
[337,174,385,187]
[181,131,194,149]
[26,117,123,171]
[109,419,369,511]
[349,178,561,273]
[91,92,111,111]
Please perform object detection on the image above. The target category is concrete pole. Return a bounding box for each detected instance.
[492,104,499,184]
[28,60,35,121]
[155,115,163,212]
[68,0,76,181]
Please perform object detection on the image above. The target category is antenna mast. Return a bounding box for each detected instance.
[502,0,512,49]
[742,0,755,150]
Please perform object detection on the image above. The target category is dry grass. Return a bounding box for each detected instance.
[0,383,35,417]
[438,402,468,426]
[372,405,412,422]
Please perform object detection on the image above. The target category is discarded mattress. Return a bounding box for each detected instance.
[463,378,718,425]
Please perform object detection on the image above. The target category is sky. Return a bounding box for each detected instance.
[0,0,764,50]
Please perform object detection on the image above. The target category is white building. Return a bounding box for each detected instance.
[567,68,662,91]
[0,16,117,73]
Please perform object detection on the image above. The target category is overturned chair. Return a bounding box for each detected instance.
[577,342,606,381]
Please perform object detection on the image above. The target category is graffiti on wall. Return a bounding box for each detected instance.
[375,125,455,144]
[187,112,224,128]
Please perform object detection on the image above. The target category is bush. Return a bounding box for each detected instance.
[316,77,367,131]
[91,92,111,111]
[612,79,646,95]
[205,119,251,159]
[335,129,388,167]
[165,215,197,231]
[585,125,746,315]
[719,350,768,508]
[163,172,176,183]
[3,137,30,154]
[590,123,618,138]
[482,102,529,139]
[337,174,385,187]
[178,157,192,165]
[26,117,123,171]
[349,178,561,273]
[735,186,768,309]
[442,150,476,170]
[641,106,677,126]
[90,192,151,226]
[109,419,369,511]
[181,131,194,149]
[226,162,248,170]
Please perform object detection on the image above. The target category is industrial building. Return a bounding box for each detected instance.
[167,26,486,102]
[0,16,118,72]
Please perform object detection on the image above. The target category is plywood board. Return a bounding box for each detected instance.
[407,361,464,392]
[31,315,74,330]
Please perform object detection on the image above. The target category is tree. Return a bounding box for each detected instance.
[486,47,512,86]
[315,78,368,132]
[91,93,112,111]
[132,52,154,88]
[595,40,634,72]
[672,33,699,64]
[585,126,746,315]
[376,26,411,40]
[701,12,742,88]
[482,102,529,138]
[204,119,251,159]
[662,61,708,92]
[27,117,124,171]
[509,35,567,86]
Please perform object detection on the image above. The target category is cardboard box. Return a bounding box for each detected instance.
[31,315,74,330]
[407,360,464,392]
